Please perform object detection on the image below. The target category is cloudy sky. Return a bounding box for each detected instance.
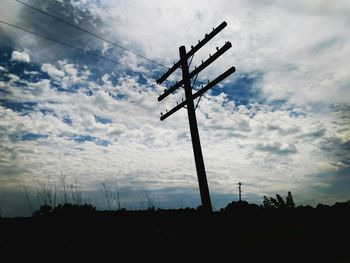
[0,0,349,216]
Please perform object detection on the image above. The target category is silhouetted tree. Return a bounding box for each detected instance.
[262,196,274,209]
[269,197,279,209]
[275,194,286,209]
[286,191,295,208]
[263,192,294,209]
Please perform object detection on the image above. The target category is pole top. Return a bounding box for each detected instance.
[179,45,186,53]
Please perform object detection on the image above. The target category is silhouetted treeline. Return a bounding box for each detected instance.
[1,195,349,262]
[29,191,350,217]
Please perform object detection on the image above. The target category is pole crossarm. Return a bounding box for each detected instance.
[157,21,235,213]
[160,66,236,121]
[157,41,232,102]
[156,21,227,85]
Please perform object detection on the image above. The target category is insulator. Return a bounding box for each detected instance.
[191,45,194,49]
[216,47,219,51]
[182,98,184,101]
[166,109,168,112]
[201,60,203,64]
[176,102,178,105]
[160,112,163,116]
[198,40,200,43]
[209,54,211,57]
[205,33,208,37]
[208,80,210,84]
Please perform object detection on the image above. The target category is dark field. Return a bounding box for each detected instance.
[1,202,349,262]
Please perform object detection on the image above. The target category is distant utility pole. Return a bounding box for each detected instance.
[157,21,236,213]
[238,182,242,202]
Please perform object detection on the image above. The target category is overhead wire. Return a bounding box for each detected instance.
[2,2,344,152]
[13,0,168,69]
[0,19,164,82]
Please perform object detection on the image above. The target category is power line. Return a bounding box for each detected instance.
[11,0,345,145]
[0,17,341,152]
[0,19,159,81]
[13,0,168,69]
[157,21,234,213]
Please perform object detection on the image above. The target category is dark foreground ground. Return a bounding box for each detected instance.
[1,203,350,262]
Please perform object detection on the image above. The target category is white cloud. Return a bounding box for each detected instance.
[2,0,349,106]
[41,63,65,80]
[256,141,297,155]
[81,0,350,106]
[10,50,30,63]
[0,0,349,215]
[0,59,348,215]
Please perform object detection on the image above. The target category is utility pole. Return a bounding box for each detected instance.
[157,21,236,213]
[238,182,242,202]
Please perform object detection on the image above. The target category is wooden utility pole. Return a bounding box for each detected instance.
[179,45,212,212]
[157,21,236,213]
[238,182,242,202]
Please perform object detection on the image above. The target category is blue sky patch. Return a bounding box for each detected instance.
[212,72,263,106]
[0,47,40,78]
[73,134,96,143]
[10,133,48,142]
[94,115,112,124]
[112,93,128,100]
[0,100,37,113]
[0,0,349,217]
[63,115,73,125]
[96,139,110,146]
[73,134,110,146]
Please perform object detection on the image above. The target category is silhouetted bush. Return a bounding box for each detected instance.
[333,200,350,209]
[316,204,331,210]
[222,201,261,214]
[33,203,96,217]
[33,204,53,216]
[297,204,313,210]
